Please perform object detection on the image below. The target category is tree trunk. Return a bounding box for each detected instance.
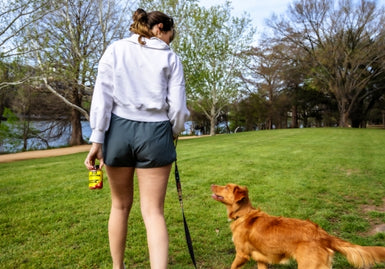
[69,108,84,146]
[209,116,216,136]
[69,84,84,146]
[292,105,298,128]
[338,97,350,127]
[209,105,217,136]
[339,111,350,127]
[383,111,385,128]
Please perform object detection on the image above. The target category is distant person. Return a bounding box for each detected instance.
[84,8,189,269]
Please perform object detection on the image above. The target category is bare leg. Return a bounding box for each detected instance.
[106,166,135,269]
[137,165,172,269]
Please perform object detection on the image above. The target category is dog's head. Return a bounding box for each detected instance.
[211,183,251,220]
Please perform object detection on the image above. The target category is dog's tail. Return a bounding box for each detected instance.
[330,236,385,268]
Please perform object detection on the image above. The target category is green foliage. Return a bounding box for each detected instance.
[141,0,255,134]
[267,0,385,127]
[2,0,385,141]
[1,128,385,268]
[0,107,50,153]
[175,2,254,134]
[2,107,18,122]
[0,108,23,151]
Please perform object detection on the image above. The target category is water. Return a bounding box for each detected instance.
[0,121,92,153]
[1,120,194,153]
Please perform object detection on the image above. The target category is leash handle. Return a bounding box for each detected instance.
[174,137,197,268]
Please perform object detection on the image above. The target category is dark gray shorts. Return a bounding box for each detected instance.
[103,114,176,168]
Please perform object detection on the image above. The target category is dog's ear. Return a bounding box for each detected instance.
[233,186,248,204]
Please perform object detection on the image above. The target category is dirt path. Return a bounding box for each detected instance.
[0,135,207,163]
[0,144,91,163]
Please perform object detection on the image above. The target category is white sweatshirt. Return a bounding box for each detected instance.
[89,34,190,143]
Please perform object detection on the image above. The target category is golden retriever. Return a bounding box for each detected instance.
[211,183,385,269]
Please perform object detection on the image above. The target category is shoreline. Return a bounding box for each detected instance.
[0,135,207,163]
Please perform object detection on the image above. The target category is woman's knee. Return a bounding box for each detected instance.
[141,202,164,216]
[111,196,134,212]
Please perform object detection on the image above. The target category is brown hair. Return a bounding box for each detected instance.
[129,8,174,45]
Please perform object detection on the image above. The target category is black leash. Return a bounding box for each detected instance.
[174,138,197,268]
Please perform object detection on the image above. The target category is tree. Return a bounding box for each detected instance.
[0,0,54,119]
[180,3,253,135]
[140,0,254,135]
[230,93,268,131]
[267,0,385,127]
[24,0,134,145]
[241,45,289,129]
[0,0,54,58]
[0,61,77,152]
[0,108,23,152]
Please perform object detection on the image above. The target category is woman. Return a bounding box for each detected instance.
[84,8,190,269]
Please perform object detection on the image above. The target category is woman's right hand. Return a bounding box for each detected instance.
[84,143,104,170]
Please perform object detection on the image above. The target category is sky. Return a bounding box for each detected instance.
[199,0,385,37]
[199,0,289,35]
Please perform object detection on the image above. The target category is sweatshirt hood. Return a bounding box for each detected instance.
[126,34,170,50]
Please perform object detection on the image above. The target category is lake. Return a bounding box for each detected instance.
[1,120,194,153]
[0,121,92,153]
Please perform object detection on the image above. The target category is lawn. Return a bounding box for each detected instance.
[1,128,385,268]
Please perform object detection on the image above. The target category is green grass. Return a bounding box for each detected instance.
[1,128,385,268]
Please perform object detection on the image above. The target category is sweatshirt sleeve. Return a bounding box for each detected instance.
[89,47,114,144]
[167,54,190,136]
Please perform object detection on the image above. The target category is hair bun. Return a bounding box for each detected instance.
[133,8,148,24]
